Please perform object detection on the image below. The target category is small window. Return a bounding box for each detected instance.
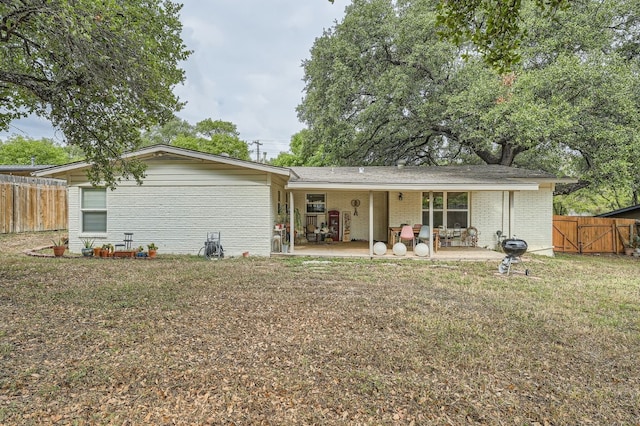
[447,192,468,210]
[82,188,107,233]
[306,193,326,213]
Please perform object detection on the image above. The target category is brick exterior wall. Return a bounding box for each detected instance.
[387,188,555,256]
[388,191,422,227]
[471,187,554,256]
[513,185,554,256]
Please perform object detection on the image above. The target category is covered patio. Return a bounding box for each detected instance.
[279,164,566,259]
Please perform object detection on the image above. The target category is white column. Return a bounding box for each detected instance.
[369,191,374,257]
[289,191,295,253]
[429,191,434,259]
[509,191,515,239]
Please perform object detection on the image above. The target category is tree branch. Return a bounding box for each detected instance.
[554,180,591,196]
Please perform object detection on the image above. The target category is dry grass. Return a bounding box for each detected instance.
[1,232,639,425]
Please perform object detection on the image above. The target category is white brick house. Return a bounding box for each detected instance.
[36,145,569,257]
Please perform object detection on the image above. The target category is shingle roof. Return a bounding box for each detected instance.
[287,164,565,190]
[34,144,290,178]
[0,165,55,173]
[291,165,553,183]
[596,204,640,217]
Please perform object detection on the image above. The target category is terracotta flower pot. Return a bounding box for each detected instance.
[52,245,66,257]
[148,249,157,258]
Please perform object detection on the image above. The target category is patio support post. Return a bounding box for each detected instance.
[369,191,374,258]
[289,191,295,253]
[509,191,515,239]
[429,191,434,259]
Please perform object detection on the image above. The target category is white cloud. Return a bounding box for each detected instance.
[1,1,348,158]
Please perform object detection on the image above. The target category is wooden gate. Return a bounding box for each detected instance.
[553,215,637,254]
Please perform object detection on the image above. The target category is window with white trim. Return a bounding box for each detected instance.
[422,192,469,228]
[81,188,107,233]
[306,193,326,213]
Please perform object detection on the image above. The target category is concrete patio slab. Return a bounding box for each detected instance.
[277,241,506,261]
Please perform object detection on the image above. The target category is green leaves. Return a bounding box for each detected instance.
[303,0,640,207]
[140,118,251,161]
[435,0,571,73]
[300,0,457,165]
[0,135,82,165]
[0,0,190,188]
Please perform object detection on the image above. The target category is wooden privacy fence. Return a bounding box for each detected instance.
[553,215,637,254]
[0,174,68,234]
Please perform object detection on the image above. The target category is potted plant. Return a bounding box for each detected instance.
[51,236,66,257]
[136,245,147,258]
[147,243,158,258]
[80,238,94,257]
[101,243,114,257]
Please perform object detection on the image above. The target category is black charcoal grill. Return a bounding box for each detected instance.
[499,238,529,275]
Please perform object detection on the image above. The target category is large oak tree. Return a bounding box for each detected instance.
[329,0,572,72]
[0,0,190,188]
[301,0,640,204]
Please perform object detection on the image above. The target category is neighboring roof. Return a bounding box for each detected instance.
[596,204,640,218]
[287,164,573,191]
[0,173,66,185]
[33,144,290,178]
[0,165,55,177]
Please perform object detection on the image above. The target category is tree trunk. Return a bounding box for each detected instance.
[472,141,522,166]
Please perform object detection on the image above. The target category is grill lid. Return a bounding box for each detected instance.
[501,238,528,257]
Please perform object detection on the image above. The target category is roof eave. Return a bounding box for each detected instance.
[533,177,578,184]
[33,144,290,178]
[285,182,540,191]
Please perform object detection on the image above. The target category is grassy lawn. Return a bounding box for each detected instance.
[1,232,638,424]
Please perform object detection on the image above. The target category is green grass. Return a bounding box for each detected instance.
[0,232,639,424]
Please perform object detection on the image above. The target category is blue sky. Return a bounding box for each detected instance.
[1,1,348,159]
